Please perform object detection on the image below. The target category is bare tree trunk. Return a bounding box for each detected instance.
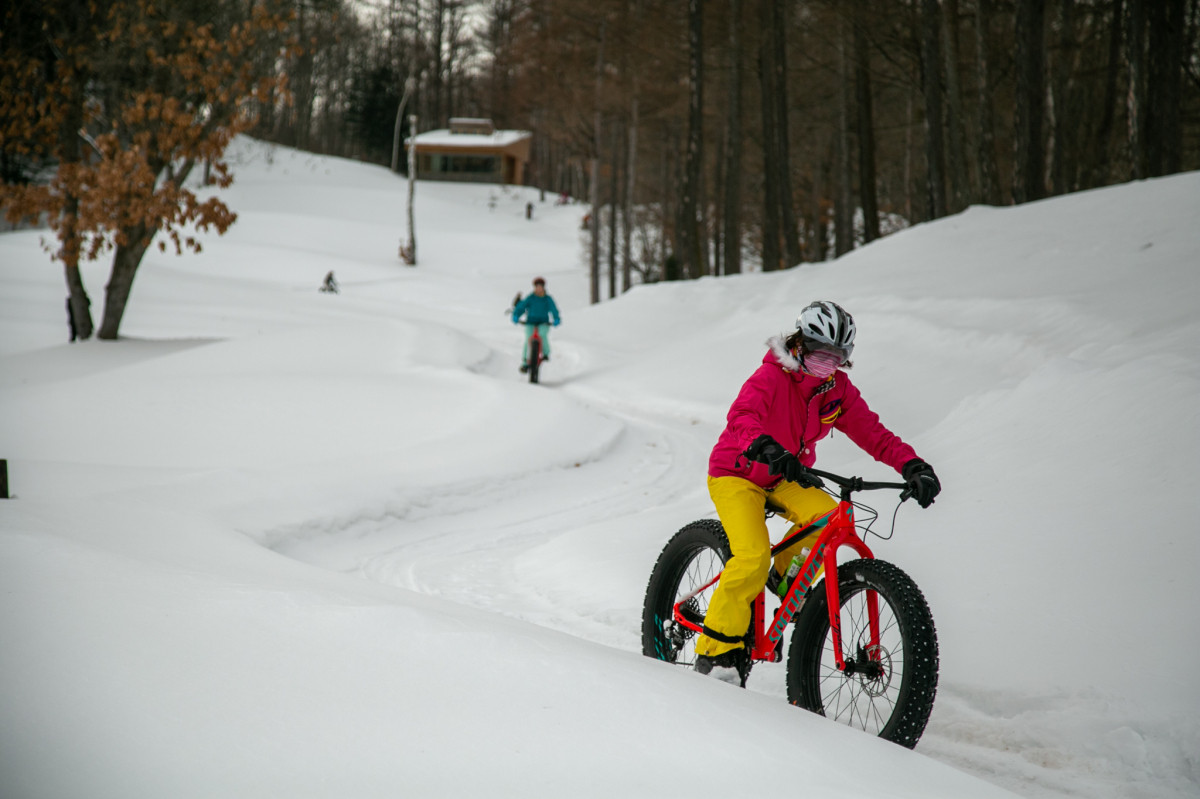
[1127,0,1146,179]
[590,20,605,303]
[431,0,446,129]
[773,1,802,268]
[608,123,619,299]
[1090,0,1124,187]
[723,0,743,274]
[905,73,916,221]
[97,223,152,340]
[920,0,948,217]
[62,192,94,340]
[811,142,831,261]
[941,0,971,210]
[679,0,704,279]
[712,128,724,276]
[97,153,199,339]
[974,0,1003,204]
[292,1,315,149]
[758,0,782,271]
[1014,0,1047,203]
[835,13,854,257]
[660,140,672,278]
[853,0,879,243]
[1146,0,1186,175]
[406,113,418,264]
[699,139,711,277]
[1051,0,1079,194]
[65,260,93,341]
[57,58,94,339]
[623,86,638,292]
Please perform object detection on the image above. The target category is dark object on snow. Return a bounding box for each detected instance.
[0,459,8,499]
[320,271,339,294]
[526,202,534,220]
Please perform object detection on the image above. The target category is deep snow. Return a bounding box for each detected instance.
[1,138,1197,798]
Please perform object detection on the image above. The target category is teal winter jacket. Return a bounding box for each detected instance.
[513,294,561,326]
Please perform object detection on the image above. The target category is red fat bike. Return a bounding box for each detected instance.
[525,326,546,384]
[641,469,939,748]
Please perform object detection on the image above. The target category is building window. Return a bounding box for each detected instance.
[421,154,498,175]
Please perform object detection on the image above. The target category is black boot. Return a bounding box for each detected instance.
[694,648,749,687]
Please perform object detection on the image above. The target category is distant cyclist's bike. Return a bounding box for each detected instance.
[641,469,939,748]
[525,326,545,384]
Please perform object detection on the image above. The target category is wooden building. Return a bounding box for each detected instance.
[410,118,532,185]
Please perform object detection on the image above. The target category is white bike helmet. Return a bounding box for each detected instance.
[796,301,855,360]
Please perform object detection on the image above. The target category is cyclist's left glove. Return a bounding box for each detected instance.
[743,434,824,489]
[902,459,941,508]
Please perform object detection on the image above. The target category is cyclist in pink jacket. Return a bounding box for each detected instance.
[695,301,940,683]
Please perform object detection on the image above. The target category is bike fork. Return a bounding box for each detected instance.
[824,552,883,672]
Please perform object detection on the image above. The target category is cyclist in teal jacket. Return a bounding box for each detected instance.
[512,276,560,372]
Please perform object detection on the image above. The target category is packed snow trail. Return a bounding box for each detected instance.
[267,333,719,652]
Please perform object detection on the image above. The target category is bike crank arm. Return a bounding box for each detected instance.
[671,572,722,633]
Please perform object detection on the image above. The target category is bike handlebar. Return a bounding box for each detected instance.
[807,467,911,501]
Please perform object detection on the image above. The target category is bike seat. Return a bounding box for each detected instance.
[764,499,786,517]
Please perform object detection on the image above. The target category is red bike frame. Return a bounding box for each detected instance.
[671,487,884,673]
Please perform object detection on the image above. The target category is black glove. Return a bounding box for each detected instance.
[743,434,824,489]
[902,459,941,508]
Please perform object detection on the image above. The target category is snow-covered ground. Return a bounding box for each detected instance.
[1,138,1197,798]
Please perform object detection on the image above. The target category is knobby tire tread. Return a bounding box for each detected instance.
[529,336,541,384]
[641,519,730,663]
[786,558,938,749]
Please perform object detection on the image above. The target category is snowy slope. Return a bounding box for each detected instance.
[1,138,1197,798]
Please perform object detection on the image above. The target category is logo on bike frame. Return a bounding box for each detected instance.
[767,540,828,645]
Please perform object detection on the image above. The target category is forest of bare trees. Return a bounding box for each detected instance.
[257,0,1200,288]
[4,0,1200,318]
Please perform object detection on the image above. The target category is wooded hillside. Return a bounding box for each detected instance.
[4,0,1199,314]
[251,0,1200,286]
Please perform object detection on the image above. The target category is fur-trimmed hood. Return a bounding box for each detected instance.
[766,334,803,372]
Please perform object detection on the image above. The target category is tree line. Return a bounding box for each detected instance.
[254,0,1199,294]
[3,1,1199,335]
[490,0,1199,294]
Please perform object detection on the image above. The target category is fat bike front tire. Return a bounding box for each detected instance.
[786,558,938,749]
[528,336,542,384]
[641,520,730,668]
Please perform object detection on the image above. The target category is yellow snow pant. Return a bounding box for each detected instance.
[694,475,838,658]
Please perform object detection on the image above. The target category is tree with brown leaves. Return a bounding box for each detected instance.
[0,0,295,340]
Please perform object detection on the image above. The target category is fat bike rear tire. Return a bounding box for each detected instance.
[641,520,730,668]
[528,336,541,384]
[786,558,938,749]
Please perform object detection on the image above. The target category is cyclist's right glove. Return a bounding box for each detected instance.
[902,458,941,508]
[743,434,824,489]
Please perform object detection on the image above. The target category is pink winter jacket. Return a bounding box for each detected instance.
[708,337,918,487]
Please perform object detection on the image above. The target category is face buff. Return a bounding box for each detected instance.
[802,349,842,379]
